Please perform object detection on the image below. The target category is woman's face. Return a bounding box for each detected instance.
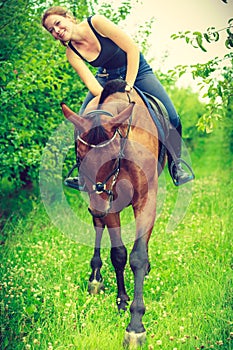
[44,14,74,41]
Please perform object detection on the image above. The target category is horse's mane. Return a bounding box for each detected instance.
[82,113,107,146]
[84,80,127,145]
[85,124,108,146]
[99,79,127,105]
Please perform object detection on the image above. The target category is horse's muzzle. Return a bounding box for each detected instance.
[88,190,113,218]
[88,207,109,218]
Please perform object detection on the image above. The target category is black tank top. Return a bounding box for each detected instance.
[68,16,127,69]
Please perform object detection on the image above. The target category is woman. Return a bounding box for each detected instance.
[42,6,194,187]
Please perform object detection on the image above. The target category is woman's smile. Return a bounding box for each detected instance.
[44,15,73,41]
[58,29,65,39]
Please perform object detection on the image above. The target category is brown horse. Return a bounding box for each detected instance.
[61,79,166,348]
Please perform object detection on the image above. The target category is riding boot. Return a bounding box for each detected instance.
[167,122,194,186]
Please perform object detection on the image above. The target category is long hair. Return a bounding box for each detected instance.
[41,6,77,46]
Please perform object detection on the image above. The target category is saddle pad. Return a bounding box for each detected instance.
[134,87,170,170]
[134,86,170,143]
[143,92,170,141]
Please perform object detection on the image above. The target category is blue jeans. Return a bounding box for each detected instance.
[79,53,180,128]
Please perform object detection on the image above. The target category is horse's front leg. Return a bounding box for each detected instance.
[107,214,130,311]
[123,234,150,348]
[124,200,156,348]
[88,219,105,294]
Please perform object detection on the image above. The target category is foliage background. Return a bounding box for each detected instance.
[0,0,232,349]
[1,0,91,187]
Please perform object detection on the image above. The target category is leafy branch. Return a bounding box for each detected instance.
[171,18,233,52]
[169,10,233,133]
[168,53,233,133]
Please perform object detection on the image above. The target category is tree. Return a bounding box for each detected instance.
[170,12,233,134]
[0,0,137,188]
[0,1,84,185]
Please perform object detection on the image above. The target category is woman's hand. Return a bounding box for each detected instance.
[125,83,133,93]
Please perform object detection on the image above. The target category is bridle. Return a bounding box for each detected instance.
[77,107,133,217]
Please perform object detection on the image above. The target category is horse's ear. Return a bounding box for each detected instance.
[106,102,135,132]
[60,102,91,132]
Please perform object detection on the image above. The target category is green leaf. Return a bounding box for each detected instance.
[196,36,207,52]
[190,38,199,49]
[193,31,203,37]
[204,33,211,43]
[227,18,233,28]
[225,37,233,49]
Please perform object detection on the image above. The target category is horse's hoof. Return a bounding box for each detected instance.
[117,296,130,312]
[123,331,146,349]
[88,280,104,294]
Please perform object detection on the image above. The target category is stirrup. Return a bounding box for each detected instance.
[64,163,86,191]
[170,158,195,186]
[64,177,86,191]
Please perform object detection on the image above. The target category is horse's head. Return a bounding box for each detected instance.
[61,101,135,218]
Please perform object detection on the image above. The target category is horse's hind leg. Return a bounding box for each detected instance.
[88,222,105,294]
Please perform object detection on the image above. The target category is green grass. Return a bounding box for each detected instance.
[1,129,232,350]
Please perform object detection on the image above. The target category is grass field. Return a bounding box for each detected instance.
[0,127,232,350]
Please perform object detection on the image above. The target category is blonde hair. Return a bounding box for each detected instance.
[42,6,76,45]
